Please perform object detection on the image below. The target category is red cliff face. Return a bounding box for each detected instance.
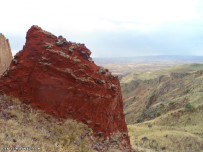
[0,26,131,149]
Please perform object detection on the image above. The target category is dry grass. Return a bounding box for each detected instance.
[122,64,203,124]
[128,107,203,152]
[0,95,94,152]
[0,95,130,152]
[122,64,203,151]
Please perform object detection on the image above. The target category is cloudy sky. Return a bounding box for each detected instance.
[1,0,203,57]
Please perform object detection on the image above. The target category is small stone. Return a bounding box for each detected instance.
[68,46,74,53]
[73,56,81,63]
[44,43,53,49]
[123,132,128,137]
[43,136,49,140]
[96,132,103,137]
[33,25,40,30]
[109,83,116,88]
[81,51,86,54]
[86,120,92,125]
[41,57,49,62]
[95,123,101,127]
[148,123,152,128]
[3,71,8,77]
[10,66,15,70]
[110,139,119,144]
[97,79,106,84]
[98,66,106,74]
[12,59,18,65]
[56,37,66,46]
[164,134,168,138]
[88,57,93,62]
[142,136,148,141]
[150,114,154,119]
[57,51,70,59]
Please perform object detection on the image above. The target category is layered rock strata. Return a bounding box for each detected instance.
[0,26,131,150]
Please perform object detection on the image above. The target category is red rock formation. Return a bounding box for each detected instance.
[0,26,131,149]
[0,34,13,75]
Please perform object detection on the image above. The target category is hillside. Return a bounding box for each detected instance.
[121,64,203,151]
[0,95,94,152]
[0,95,133,152]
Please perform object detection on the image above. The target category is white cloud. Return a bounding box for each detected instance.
[1,0,203,57]
[0,0,201,34]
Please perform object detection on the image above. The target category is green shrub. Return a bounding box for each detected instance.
[156,111,161,117]
[88,128,93,133]
[168,102,175,106]
[185,103,194,112]
[183,89,190,94]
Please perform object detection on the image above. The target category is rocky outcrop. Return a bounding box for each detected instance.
[0,34,12,75]
[0,26,131,150]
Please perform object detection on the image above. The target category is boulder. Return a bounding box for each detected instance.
[0,25,131,149]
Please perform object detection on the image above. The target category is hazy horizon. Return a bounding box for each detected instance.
[1,0,203,58]
[94,55,203,64]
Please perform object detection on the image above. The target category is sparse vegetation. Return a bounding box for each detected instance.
[156,111,161,117]
[185,103,194,112]
[0,95,129,152]
[122,64,203,151]
[0,95,94,152]
[128,108,203,151]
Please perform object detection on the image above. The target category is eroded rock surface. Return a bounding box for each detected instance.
[0,26,131,150]
[0,34,12,75]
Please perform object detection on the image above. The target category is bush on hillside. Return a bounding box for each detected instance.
[156,111,161,117]
[185,103,194,112]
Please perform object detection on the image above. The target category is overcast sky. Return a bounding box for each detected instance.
[1,0,203,57]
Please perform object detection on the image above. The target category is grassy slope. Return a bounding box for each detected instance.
[0,95,130,152]
[0,95,95,152]
[121,64,203,151]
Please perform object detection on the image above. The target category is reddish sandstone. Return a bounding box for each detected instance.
[0,26,131,148]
